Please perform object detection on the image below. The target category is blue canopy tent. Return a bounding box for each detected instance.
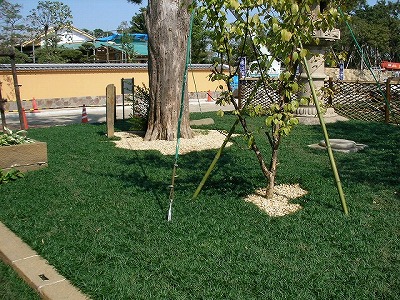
[96,33,148,43]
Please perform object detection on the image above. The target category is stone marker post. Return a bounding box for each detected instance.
[106,84,116,138]
[296,1,341,125]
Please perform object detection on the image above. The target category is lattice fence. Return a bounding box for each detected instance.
[328,78,400,123]
[386,78,400,123]
[239,77,400,124]
[239,78,285,108]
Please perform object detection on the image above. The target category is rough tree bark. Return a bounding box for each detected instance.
[144,0,194,141]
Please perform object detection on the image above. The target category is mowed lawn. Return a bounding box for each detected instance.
[0,112,399,299]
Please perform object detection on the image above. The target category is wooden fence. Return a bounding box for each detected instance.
[239,77,400,124]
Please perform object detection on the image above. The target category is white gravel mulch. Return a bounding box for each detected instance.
[113,130,307,217]
[244,184,308,217]
[113,129,233,155]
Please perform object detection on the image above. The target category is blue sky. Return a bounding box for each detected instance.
[12,0,145,32]
[12,0,379,32]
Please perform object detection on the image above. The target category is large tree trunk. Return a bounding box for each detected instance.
[144,0,193,141]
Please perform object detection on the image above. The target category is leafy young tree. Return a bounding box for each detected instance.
[0,0,26,48]
[0,0,30,63]
[198,0,344,198]
[27,1,73,49]
[128,0,193,141]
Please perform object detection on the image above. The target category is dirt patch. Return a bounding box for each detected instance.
[244,184,308,217]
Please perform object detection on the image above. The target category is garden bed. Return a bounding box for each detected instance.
[0,142,48,172]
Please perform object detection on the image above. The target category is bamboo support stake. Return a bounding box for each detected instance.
[192,118,239,199]
[301,55,349,215]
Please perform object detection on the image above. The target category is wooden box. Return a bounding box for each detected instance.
[0,142,48,172]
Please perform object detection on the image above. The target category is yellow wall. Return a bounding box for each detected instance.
[0,65,222,103]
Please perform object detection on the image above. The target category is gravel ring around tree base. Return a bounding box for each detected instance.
[244,184,308,217]
[113,129,234,155]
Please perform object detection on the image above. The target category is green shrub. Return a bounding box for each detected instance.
[0,127,34,146]
[0,168,24,184]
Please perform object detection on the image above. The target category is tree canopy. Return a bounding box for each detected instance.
[130,7,147,34]
[0,0,26,47]
[332,0,400,67]
[27,1,73,49]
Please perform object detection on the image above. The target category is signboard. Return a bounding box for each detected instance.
[231,75,239,91]
[339,62,344,80]
[239,57,246,79]
[121,78,134,120]
[121,78,134,94]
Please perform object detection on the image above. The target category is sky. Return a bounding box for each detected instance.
[11,0,379,33]
[11,0,146,32]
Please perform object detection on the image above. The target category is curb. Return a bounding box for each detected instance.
[0,222,89,299]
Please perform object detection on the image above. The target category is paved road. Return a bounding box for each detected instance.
[2,99,234,129]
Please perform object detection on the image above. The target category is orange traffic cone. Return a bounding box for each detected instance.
[81,104,88,123]
[207,90,212,102]
[31,97,39,113]
[22,108,29,129]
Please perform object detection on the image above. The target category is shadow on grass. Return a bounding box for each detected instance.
[111,147,258,201]
[309,120,400,191]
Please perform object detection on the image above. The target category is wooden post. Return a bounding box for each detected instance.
[121,78,125,120]
[238,79,243,109]
[328,77,333,106]
[10,54,26,130]
[385,78,391,124]
[0,81,7,132]
[106,84,116,138]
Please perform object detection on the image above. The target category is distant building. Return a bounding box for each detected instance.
[20,25,95,63]
[93,33,148,63]
[20,26,148,64]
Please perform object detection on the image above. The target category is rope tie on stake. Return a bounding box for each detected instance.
[167,10,194,221]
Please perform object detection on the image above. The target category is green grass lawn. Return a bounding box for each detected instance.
[1,113,399,299]
[0,259,40,299]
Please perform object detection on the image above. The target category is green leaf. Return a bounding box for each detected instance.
[247,135,254,149]
[291,3,299,15]
[272,23,280,33]
[281,29,292,42]
[291,82,299,92]
[299,48,308,59]
[229,0,240,10]
[292,52,299,62]
[266,116,274,127]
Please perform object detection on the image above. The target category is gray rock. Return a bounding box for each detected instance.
[308,138,367,153]
[190,118,215,126]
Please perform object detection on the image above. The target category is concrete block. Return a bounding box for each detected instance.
[40,279,89,300]
[0,222,37,264]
